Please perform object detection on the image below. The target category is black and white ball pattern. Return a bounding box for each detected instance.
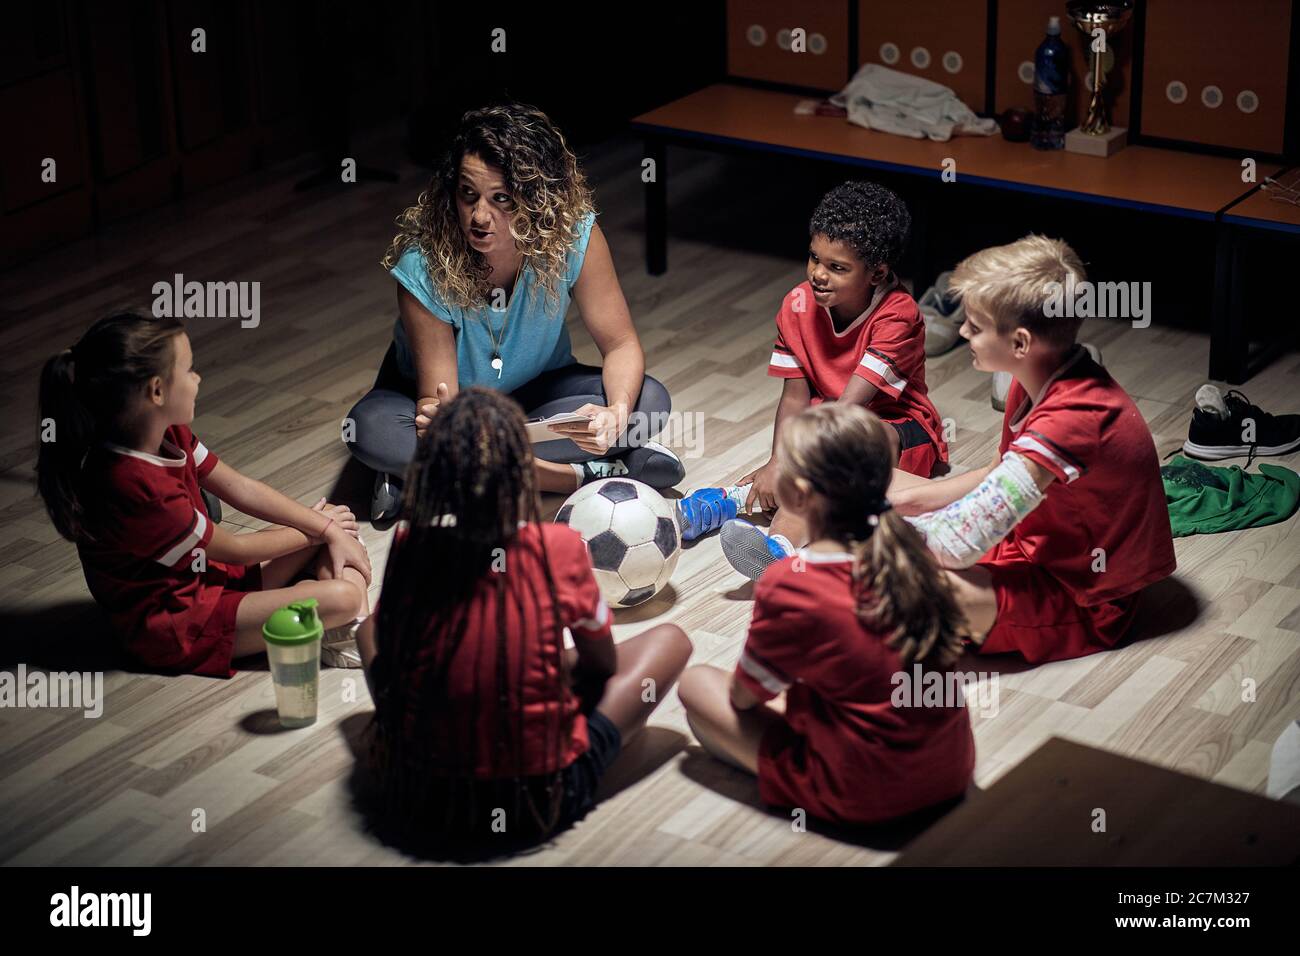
[555,478,681,608]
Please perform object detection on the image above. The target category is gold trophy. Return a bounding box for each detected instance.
[1064,0,1134,157]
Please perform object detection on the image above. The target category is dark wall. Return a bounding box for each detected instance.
[410,5,724,160]
[0,0,725,270]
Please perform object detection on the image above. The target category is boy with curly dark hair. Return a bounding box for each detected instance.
[675,182,948,573]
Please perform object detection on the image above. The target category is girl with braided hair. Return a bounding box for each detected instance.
[356,387,689,859]
[678,402,974,827]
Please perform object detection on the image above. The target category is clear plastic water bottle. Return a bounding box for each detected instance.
[1031,16,1070,150]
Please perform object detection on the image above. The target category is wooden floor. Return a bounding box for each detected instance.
[1,125,1298,866]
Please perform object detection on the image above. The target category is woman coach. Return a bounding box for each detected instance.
[346,102,681,520]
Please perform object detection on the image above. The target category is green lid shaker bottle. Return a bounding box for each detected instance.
[262,599,323,729]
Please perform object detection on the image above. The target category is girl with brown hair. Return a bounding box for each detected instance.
[678,403,975,826]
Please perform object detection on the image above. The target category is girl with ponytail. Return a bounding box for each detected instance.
[37,311,371,677]
[356,387,690,859]
[678,402,975,827]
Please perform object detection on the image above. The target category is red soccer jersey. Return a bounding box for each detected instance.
[77,424,248,677]
[768,279,947,465]
[995,346,1176,605]
[734,551,975,826]
[394,522,612,780]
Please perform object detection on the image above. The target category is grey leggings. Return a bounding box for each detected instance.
[345,343,674,476]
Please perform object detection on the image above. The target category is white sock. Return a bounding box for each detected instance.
[725,483,755,512]
[722,486,759,515]
[571,462,586,484]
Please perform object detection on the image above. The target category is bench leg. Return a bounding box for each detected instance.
[645,138,667,275]
[1209,222,1247,384]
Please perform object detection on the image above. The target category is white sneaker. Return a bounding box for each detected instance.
[321,618,363,668]
[720,520,794,581]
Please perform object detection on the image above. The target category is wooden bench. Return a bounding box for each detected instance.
[1215,171,1300,381]
[631,83,1285,383]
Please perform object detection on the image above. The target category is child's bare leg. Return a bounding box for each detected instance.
[230,579,366,658]
[356,615,378,676]
[943,565,998,643]
[259,544,325,589]
[766,508,807,548]
[582,624,692,742]
[310,546,371,616]
[678,664,786,775]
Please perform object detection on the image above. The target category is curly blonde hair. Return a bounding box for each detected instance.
[382,102,595,310]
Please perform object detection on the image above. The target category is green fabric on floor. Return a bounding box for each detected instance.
[1161,455,1300,537]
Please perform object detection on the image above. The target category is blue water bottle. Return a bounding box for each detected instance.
[1031,16,1070,150]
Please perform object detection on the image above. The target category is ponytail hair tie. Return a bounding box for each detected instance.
[865,497,892,528]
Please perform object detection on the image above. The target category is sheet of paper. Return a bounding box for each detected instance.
[525,412,592,444]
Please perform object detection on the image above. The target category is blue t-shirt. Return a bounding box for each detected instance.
[388,211,595,393]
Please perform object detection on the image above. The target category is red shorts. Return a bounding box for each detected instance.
[975,542,1138,664]
[121,562,264,679]
[897,440,940,478]
[886,417,943,478]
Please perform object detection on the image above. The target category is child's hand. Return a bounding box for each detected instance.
[736,459,779,514]
[312,498,360,537]
[325,526,372,585]
[415,382,451,440]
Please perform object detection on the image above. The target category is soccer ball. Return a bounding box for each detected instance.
[555,478,681,608]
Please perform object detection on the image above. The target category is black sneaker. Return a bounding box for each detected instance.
[1183,388,1300,462]
[580,441,685,490]
[371,471,401,523]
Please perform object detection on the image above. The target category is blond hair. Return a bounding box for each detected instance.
[949,235,1087,348]
[778,404,970,668]
[381,102,594,310]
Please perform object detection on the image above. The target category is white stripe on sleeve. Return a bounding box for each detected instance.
[739,648,791,695]
[157,509,208,568]
[858,352,907,393]
[1010,435,1080,483]
[769,351,802,369]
